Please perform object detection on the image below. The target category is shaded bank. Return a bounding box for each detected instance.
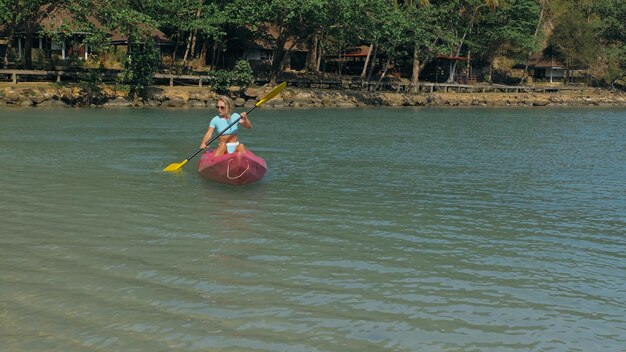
[1,84,625,108]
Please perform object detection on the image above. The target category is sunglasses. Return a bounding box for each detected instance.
[215,105,226,110]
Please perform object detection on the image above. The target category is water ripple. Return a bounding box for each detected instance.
[1,107,625,351]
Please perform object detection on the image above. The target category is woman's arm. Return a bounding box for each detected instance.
[200,126,215,148]
[239,112,251,129]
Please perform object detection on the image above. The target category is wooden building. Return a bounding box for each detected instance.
[528,53,565,83]
[220,24,308,72]
[0,6,172,69]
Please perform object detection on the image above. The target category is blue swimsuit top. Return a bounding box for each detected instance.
[209,113,241,135]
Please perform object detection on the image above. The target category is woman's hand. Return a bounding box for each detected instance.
[240,112,251,128]
[200,127,215,149]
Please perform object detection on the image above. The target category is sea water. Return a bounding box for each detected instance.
[1,107,625,351]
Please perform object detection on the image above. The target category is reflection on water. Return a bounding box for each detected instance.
[1,107,625,351]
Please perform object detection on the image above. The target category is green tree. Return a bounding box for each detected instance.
[401,1,451,86]
[0,0,63,68]
[0,0,18,66]
[233,0,334,82]
[46,1,111,63]
[193,2,231,68]
[232,59,254,88]
[593,0,626,88]
[91,0,160,96]
[140,0,230,70]
[369,2,421,87]
[518,0,546,84]
[304,0,353,73]
[548,5,598,83]
[140,0,199,68]
[123,38,160,99]
[208,59,253,93]
[471,0,541,83]
[93,0,158,42]
[440,0,500,83]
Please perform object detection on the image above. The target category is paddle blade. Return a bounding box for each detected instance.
[163,159,188,172]
[256,82,286,107]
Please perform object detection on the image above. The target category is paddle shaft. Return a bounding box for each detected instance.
[183,105,259,162]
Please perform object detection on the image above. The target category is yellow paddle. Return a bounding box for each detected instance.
[163,82,287,172]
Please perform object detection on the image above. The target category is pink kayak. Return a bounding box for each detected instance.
[197,149,267,185]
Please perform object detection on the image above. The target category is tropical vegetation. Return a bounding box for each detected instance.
[1,0,625,90]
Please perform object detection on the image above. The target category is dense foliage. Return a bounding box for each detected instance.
[123,39,160,99]
[209,59,254,93]
[1,0,624,88]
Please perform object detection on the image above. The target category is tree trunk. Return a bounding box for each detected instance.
[520,1,545,85]
[337,50,343,75]
[183,31,194,64]
[447,61,456,83]
[316,38,323,72]
[411,37,439,91]
[190,32,198,59]
[3,24,16,67]
[306,34,319,72]
[281,40,300,73]
[199,41,208,68]
[281,51,292,71]
[361,44,374,78]
[24,24,35,69]
[410,45,420,87]
[447,6,480,83]
[269,31,289,83]
[170,33,180,71]
[24,15,36,70]
[374,58,391,90]
[269,49,286,83]
[24,4,49,69]
[216,43,224,68]
[183,9,201,65]
[211,42,217,68]
[366,43,378,83]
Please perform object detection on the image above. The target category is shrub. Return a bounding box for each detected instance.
[78,63,105,104]
[210,70,234,93]
[232,60,253,88]
[122,38,159,99]
[208,60,254,94]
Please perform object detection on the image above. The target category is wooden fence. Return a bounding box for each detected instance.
[0,69,213,87]
[0,69,594,94]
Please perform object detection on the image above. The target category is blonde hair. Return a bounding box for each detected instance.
[217,96,234,115]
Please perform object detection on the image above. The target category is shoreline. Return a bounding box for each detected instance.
[1,83,625,108]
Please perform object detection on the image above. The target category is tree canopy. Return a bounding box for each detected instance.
[0,0,624,88]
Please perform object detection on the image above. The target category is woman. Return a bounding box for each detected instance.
[199,96,251,157]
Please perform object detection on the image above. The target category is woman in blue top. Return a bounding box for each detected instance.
[199,96,250,157]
